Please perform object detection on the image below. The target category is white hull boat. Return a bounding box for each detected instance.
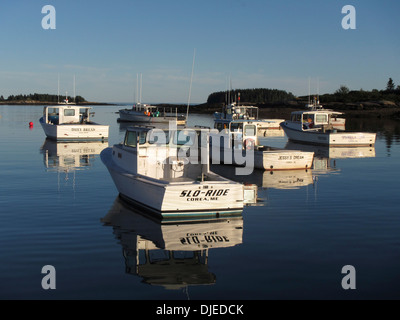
[101,126,244,218]
[39,104,109,141]
[213,102,284,136]
[306,96,346,129]
[118,103,186,125]
[210,120,314,171]
[281,109,376,147]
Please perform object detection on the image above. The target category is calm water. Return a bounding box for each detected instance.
[1,104,400,300]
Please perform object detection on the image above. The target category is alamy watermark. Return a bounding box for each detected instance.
[341,265,356,290]
[141,121,255,176]
[342,5,356,30]
[41,5,56,30]
[41,265,56,289]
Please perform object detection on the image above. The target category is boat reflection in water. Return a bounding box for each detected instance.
[40,138,108,187]
[211,164,314,191]
[285,141,376,175]
[101,197,243,290]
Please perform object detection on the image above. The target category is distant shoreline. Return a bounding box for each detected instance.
[2,100,400,119]
[0,101,116,106]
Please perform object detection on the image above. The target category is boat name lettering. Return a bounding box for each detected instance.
[278,155,305,160]
[180,235,230,245]
[71,128,96,132]
[180,189,229,198]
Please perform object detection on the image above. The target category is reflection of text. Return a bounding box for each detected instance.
[41,5,56,30]
[41,265,56,289]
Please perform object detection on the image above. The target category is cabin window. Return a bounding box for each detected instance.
[230,123,243,132]
[64,109,75,117]
[139,132,147,144]
[174,130,197,146]
[303,114,314,123]
[292,114,301,122]
[315,114,327,123]
[148,129,169,145]
[244,125,256,136]
[124,131,137,148]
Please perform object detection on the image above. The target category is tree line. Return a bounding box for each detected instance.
[311,78,400,104]
[207,88,295,105]
[0,93,86,103]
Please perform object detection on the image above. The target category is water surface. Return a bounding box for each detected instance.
[1,104,400,300]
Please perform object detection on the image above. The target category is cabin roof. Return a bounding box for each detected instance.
[45,104,92,110]
[291,110,343,116]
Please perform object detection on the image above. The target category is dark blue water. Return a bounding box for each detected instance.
[1,104,400,300]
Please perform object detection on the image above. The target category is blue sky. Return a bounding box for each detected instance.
[0,0,399,103]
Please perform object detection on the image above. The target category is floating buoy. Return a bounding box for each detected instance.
[29,122,33,127]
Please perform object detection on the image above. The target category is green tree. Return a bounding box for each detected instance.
[386,78,395,91]
[335,85,350,95]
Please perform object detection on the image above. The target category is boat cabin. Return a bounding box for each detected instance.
[289,110,344,132]
[117,126,210,181]
[211,120,259,150]
[214,103,258,122]
[42,105,94,125]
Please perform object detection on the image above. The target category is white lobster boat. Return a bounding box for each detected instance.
[210,119,314,172]
[213,102,284,136]
[39,104,109,141]
[101,125,244,218]
[306,96,346,129]
[281,109,376,147]
[118,103,186,125]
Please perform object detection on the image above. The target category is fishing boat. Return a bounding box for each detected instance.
[118,103,186,125]
[280,109,376,146]
[101,125,244,218]
[118,73,186,124]
[213,102,284,136]
[306,96,346,129]
[39,103,109,141]
[210,119,314,171]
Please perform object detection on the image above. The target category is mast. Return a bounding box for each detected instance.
[140,73,142,104]
[57,74,60,104]
[186,48,196,121]
[73,74,76,103]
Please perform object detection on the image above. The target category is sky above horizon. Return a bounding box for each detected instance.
[0,0,399,103]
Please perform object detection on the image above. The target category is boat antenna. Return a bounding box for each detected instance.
[135,73,138,105]
[228,76,232,104]
[308,76,310,106]
[57,73,60,104]
[140,73,142,104]
[186,48,196,121]
[73,74,76,103]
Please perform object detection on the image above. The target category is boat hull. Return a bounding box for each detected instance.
[40,117,109,141]
[211,147,314,171]
[281,122,376,147]
[101,148,244,218]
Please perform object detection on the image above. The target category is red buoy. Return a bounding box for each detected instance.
[29,122,33,127]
